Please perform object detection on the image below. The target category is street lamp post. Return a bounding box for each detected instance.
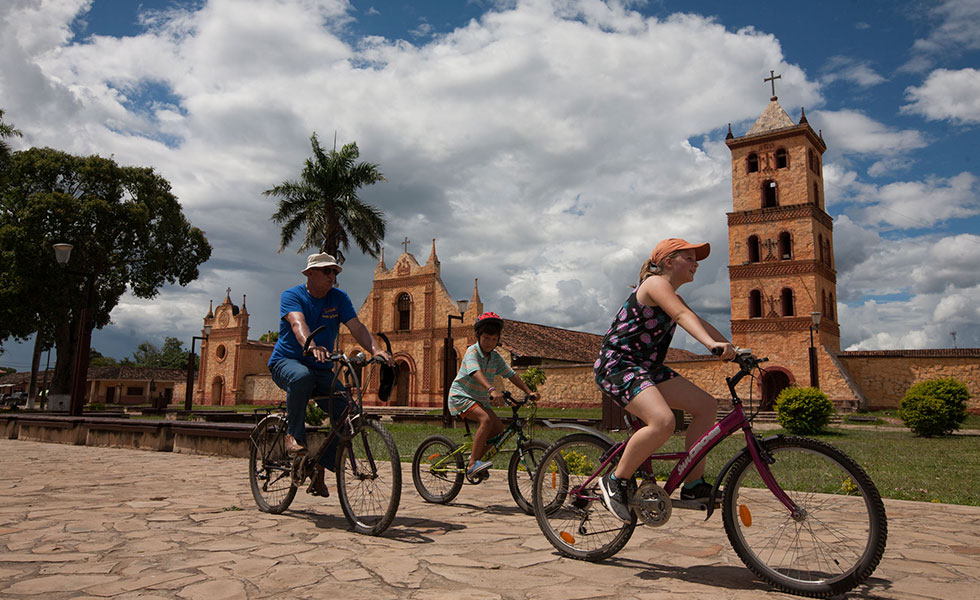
[53,243,95,417]
[184,325,212,411]
[808,311,822,388]
[442,299,470,428]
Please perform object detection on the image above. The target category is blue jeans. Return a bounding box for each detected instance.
[269,358,346,470]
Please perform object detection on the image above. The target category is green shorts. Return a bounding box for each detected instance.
[448,394,490,416]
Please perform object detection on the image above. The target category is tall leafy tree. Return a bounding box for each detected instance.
[265,133,386,262]
[0,147,212,395]
[0,109,23,354]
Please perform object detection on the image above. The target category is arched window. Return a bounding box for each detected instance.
[818,234,825,263]
[396,293,411,331]
[828,293,835,321]
[747,152,759,173]
[775,148,788,169]
[813,182,820,205]
[808,149,816,172]
[762,180,778,208]
[780,288,795,316]
[747,235,761,263]
[778,231,792,260]
[822,290,828,320]
[749,290,762,318]
[824,239,832,268]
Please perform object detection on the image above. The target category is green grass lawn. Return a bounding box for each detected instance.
[387,422,980,507]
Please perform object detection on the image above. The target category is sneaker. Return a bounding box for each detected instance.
[680,479,713,501]
[598,473,633,522]
[467,460,492,476]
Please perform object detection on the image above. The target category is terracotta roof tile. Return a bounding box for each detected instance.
[499,319,705,364]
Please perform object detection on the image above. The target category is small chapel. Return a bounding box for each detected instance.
[189,82,978,413]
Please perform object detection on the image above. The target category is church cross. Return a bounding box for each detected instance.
[402,237,411,253]
[765,70,781,98]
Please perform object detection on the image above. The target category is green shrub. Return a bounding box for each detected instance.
[306,402,326,426]
[774,386,835,435]
[520,367,547,392]
[900,377,969,437]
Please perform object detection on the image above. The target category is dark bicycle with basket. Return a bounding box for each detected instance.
[248,326,402,536]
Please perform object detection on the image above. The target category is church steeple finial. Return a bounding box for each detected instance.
[241,294,248,315]
[764,69,781,101]
[207,299,214,319]
[726,123,733,140]
[471,278,482,305]
[428,238,439,266]
[799,106,808,125]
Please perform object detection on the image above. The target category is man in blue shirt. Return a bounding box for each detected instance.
[268,252,392,497]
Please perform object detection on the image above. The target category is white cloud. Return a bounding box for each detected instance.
[902,67,980,124]
[820,55,886,88]
[813,109,927,156]
[845,172,980,230]
[904,0,980,72]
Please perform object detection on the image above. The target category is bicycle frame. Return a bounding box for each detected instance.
[431,395,533,474]
[292,330,394,479]
[573,352,802,518]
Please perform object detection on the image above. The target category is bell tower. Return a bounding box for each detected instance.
[725,74,840,401]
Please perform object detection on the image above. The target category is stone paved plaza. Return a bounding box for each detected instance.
[1,438,979,599]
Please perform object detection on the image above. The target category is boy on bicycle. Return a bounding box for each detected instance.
[267,252,392,497]
[449,312,540,478]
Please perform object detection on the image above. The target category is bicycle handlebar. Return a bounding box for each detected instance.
[303,325,392,367]
[501,390,535,408]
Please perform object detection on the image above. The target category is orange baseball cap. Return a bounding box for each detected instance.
[650,238,710,265]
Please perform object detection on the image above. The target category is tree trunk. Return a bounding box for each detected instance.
[28,333,43,402]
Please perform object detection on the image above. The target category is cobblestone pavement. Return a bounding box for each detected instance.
[1,439,978,599]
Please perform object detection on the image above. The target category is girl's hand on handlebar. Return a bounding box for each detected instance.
[709,342,737,361]
[527,392,540,402]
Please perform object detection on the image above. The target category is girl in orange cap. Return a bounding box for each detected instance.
[594,238,736,521]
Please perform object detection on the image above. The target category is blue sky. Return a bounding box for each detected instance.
[1,0,979,372]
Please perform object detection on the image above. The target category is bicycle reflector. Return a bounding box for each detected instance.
[378,363,398,402]
[739,503,752,527]
[560,531,576,544]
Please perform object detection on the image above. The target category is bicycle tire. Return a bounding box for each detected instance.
[412,435,465,504]
[532,434,635,561]
[508,439,551,515]
[722,436,887,598]
[248,415,297,514]
[335,418,402,535]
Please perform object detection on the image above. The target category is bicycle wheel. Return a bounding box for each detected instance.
[722,436,887,598]
[532,434,635,561]
[248,415,297,514]
[508,439,552,515]
[412,435,465,504]
[336,418,402,535]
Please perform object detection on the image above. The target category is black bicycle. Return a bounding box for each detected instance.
[411,391,552,514]
[248,328,401,535]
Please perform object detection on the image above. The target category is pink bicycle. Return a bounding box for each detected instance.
[531,349,887,598]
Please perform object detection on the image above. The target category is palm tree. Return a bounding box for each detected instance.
[266,133,387,263]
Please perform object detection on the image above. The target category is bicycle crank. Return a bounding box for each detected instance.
[632,481,672,527]
[291,456,308,486]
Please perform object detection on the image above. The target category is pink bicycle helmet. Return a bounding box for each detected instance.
[474,311,504,334]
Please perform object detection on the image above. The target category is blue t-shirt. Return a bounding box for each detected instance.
[267,284,357,370]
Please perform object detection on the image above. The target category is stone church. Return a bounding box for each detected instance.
[190,90,978,413]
